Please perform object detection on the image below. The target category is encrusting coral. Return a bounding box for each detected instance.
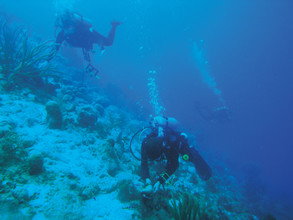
[46,100,63,129]
[0,130,27,166]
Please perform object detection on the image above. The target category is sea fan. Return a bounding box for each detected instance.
[0,16,58,89]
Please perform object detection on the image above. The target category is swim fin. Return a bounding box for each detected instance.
[185,147,212,181]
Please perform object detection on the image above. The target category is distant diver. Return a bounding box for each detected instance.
[194,101,232,124]
[130,116,212,198]
[53,10,121,78]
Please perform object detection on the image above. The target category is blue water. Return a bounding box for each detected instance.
[2,0,293,215]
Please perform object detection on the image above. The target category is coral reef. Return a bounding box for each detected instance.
[77,106,98,128]
[0,130,26,165]
[28,155,44,175]
[46,100,63,129]
[0,77,289,219]
[117,180,140,203]
[0,17,290,220]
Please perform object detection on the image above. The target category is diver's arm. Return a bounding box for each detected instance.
[158,154,179,184]
[141,139,150,181]
[55,30,65,51]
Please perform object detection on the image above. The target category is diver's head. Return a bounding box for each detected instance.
[143,137,163,161]
[56,9,75,29]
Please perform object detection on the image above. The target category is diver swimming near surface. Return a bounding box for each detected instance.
[52,10,121,78]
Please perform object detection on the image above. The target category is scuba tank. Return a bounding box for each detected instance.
[54,11,93,37]
[72,12,93,29]
[152,116,178,130]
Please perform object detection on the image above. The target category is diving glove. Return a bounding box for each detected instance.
[141,178,152,194]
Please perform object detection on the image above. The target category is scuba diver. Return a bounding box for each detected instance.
[194,101,232,124]
[53,10,121,78]
[135,116,212,196]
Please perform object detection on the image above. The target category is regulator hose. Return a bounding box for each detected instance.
[129,126,152,161]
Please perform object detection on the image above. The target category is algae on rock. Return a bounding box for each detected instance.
[0,130,27,166]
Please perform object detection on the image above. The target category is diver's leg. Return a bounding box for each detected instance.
[92,22,120,48]
[82,48,91,62]
[103,22,121,46]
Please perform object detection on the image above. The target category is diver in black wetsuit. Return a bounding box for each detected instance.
[53,10,121,77]
[140,116,212,195]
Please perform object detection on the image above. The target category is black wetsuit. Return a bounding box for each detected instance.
[55,17,117,62]
[141,128,212,184]
[56,26,114,52]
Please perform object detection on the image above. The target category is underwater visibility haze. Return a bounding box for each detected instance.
[1,0,293,219]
